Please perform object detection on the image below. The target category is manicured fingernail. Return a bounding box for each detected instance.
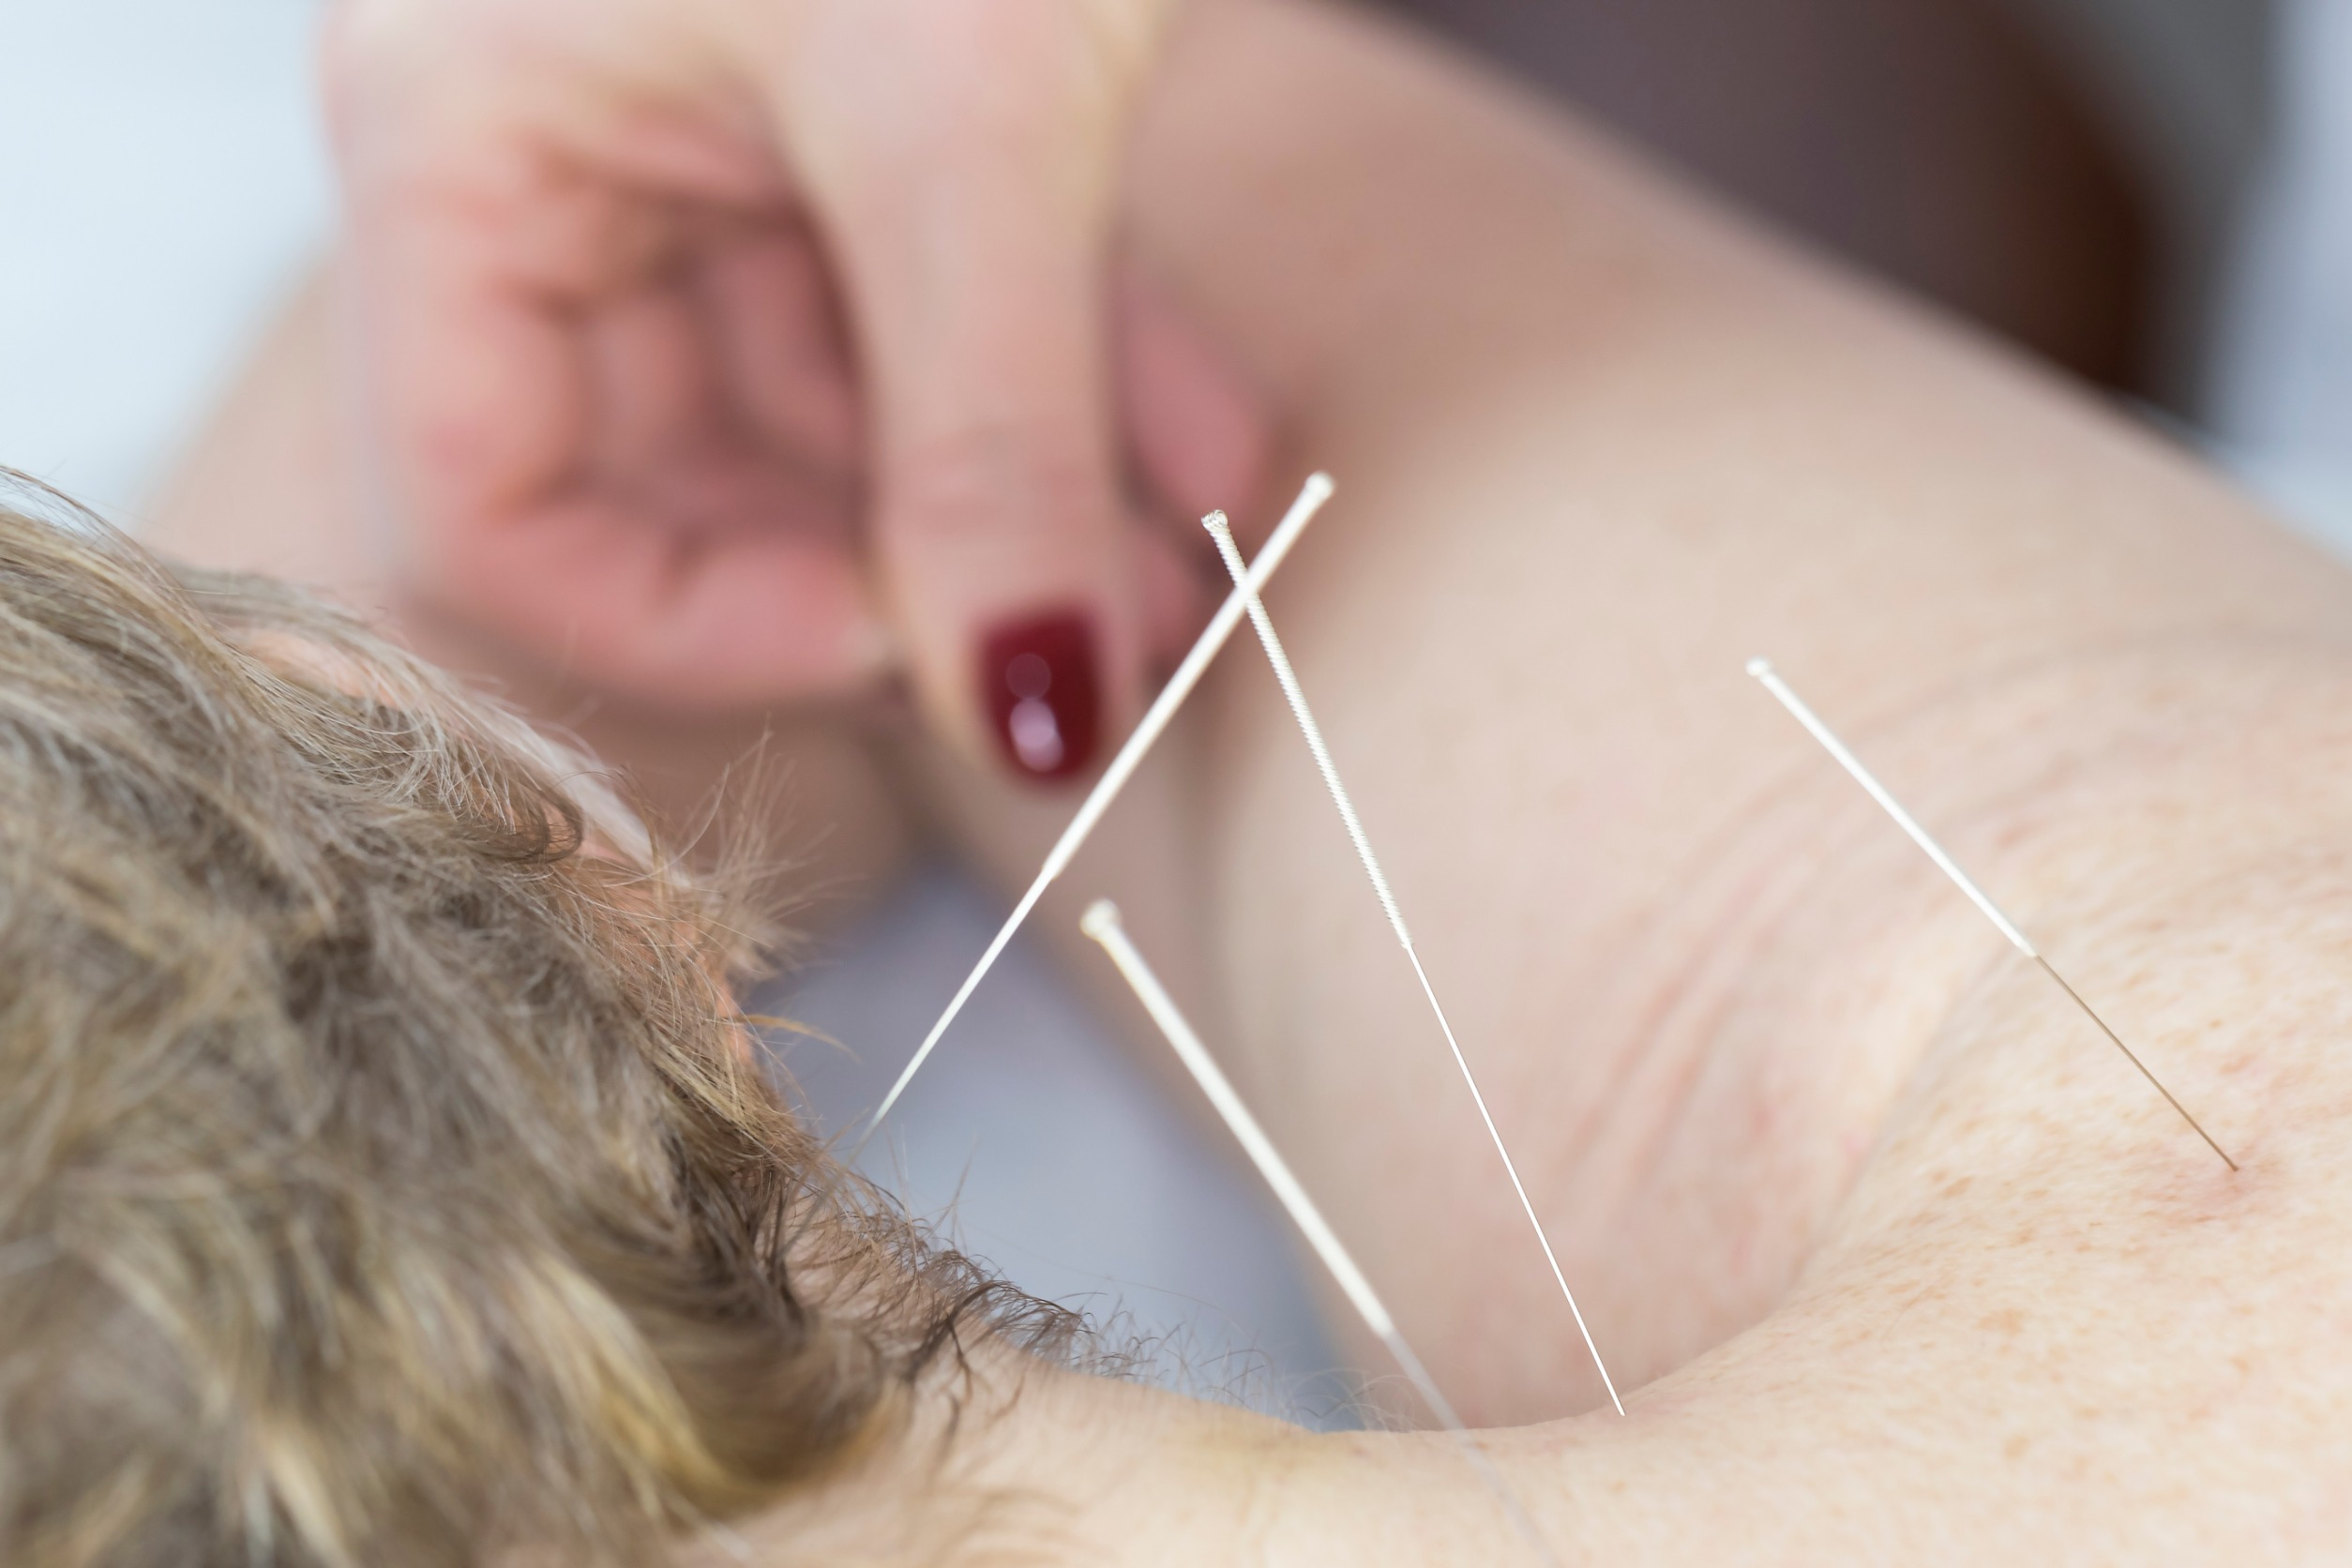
[978,609,1101,782]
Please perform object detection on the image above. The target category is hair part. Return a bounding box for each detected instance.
[0,478,1072,1567]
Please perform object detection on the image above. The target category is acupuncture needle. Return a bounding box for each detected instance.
[1746,656,2237,1170]
[1203,513,1625,1415]
[849,474,1334,1159]
[1081,900,1564,1568]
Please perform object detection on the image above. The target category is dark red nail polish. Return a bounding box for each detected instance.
[978,609,1101,781]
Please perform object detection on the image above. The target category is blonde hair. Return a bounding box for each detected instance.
[0,481,1060,1566]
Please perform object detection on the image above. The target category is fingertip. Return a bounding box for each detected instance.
[1117,268,1274,522]
[1135,523,1212,666]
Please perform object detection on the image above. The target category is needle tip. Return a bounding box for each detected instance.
[1745,656,1773,678]
[1079,898,1123,942]
[1304,471,1335,502]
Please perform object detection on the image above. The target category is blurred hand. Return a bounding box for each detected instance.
[324,0,1267,781]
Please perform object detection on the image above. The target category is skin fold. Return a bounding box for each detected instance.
[151,0,2352,1558]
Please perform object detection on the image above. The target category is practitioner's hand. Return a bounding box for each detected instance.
[324,0,1268,781]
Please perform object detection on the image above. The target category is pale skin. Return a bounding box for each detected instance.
[315,0,1268,774]
[150,0,2352,1558]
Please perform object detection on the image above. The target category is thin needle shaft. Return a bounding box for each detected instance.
[2033,954,2238,1171]
[1746,656,2236,1170]
[850,475,1334,1155]
[1081,900,1562,1568]
[1204,514,1624,1416]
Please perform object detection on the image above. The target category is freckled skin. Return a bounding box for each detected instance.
[887,2,2352,1552]
[156,0,2352,1559]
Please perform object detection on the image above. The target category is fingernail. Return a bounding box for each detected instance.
[978,609,1102,782]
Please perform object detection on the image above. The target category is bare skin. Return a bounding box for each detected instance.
[152,0,2352,1558]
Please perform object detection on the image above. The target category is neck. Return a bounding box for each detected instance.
[709,1354,1310,1566]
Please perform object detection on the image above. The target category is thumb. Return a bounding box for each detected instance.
[775,1,1169,782]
